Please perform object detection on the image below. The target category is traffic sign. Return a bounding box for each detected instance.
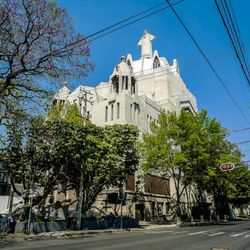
[219,162,235,172]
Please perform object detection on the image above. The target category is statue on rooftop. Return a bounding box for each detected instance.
[138,30,155,58]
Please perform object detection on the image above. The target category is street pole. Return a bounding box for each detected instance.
[27,178,34,235]
[27,195,32,234]
[120,198,123,230]
[76,168,84,230]
[7,178,14,214]
[76,87,93,230]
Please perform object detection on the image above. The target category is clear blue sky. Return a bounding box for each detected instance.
[57,0,250,163]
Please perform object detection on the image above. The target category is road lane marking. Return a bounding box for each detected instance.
[230,232,249,237]
[188,230,208,235]
[211,248,228,250]
[171,231,188,235]
[144,230,174,234]
[208,232,225,237]
[244,235,250,238]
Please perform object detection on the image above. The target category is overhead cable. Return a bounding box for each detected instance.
[165,0,250,125]
[0,0,184,72]
[214,0,250,87]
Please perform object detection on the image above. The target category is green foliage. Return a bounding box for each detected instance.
[140,109,250,213]
[227,165,250,205]
[48,103,83,124]
[64,103,83,124]
[0,0,92,128]
[0,110,139,213]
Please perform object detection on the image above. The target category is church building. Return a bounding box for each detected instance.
[54,31,199,220]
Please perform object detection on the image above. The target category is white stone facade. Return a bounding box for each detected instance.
[54,31,199,220]
[54,31,197,132]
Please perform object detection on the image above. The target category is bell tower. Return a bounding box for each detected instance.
[110,56,137,95]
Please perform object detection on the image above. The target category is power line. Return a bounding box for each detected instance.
[230,127,250,133]
[44,1,173,56]
[214,0,250,87]
[218,0,250,107]
[235,140,250,145]
[225,0,250,82]
[0,0,184,71]
[50,0,184,53]
[88,4,174,43]
[133,40,250,79]
[243,149,250,153]
[165,0,250,125]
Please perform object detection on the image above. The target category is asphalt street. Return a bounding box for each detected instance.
[1,220,250,250]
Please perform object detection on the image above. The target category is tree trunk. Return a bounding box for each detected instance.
[76,168,84,230]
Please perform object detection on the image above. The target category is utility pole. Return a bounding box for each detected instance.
[27,178,34,235]
[7,177,14,214]
[78,87,94,121]
[118,186,125,230]
[76,87,94,230]
[120,196,123,230]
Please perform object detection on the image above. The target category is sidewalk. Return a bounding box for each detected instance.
[0,219,236,243]
[19,222,176,239]
[2,220,226,239]
[1,221,177,242]
[129,221,177,232]
[2,228,117,241]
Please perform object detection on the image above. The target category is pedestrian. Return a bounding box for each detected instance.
[7,214,16,234]
[23,220,28,234]
[114,211,119,228]
[107,212,115,228]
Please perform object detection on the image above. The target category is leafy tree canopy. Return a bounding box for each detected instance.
[140,109,249,212]
[0,104,139,215]
[0,0,93,126]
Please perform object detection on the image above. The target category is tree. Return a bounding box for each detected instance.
[0,0,93,125]
[140,110,196,216]
[0,115,27,196]
[203,140,248,218]
[140,109,249,217]
[48,102,83,124]
[228,165,250,210]
[0,116,69,208]
[1,103,139,222]
[63,123,139,214]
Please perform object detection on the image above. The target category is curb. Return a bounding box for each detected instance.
[2,229,118,241]
[129,224,177,232]
[2,220,238,240]
[4,226,177,240]
[24,229,117,240]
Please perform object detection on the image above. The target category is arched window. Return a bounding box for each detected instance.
[112,75,119,94]
[117,102,120,119]
[131,77,136,94]
[111,104,114,121]
[153,57,160,68]
[105,106,108,122]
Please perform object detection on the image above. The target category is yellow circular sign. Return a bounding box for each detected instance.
[219,162,235,172]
